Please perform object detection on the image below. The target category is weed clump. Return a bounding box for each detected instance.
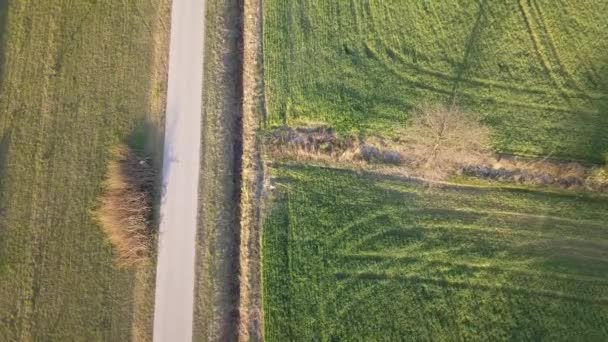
[94,145,156,267]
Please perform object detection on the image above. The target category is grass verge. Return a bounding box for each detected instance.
[193,0,243,340]
[237,0,267,340]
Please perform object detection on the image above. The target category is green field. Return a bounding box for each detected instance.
[263,165,608,341]
[0,1,167,340]
[263,0,608,161]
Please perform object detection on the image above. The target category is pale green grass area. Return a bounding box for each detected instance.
[263,164,608,341]
[263,0,608,161]
[0,1,165,340]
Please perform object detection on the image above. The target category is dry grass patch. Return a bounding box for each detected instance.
[266,122,608,193]
[266,102,493,181]
[402,102,491,179]
[94,145,156,267]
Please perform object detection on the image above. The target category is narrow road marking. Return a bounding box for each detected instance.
[153,0,206,340]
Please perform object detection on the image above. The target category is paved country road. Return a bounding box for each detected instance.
[153,0,206,341]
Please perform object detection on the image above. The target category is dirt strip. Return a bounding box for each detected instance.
[237,0,266,340]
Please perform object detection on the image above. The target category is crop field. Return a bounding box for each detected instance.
[263,0,608,161]
[0,1,168,340]
[263,165,608,341]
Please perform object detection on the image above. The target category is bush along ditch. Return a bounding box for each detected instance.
[265,104,608,193]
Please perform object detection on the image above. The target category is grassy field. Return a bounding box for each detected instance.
[0,1,168,340]
[263,164,608,341]
[263,0,608,161]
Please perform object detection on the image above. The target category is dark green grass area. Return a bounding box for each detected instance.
[0,1,165,340]
[263,0,608,161]
[263,164,608,341]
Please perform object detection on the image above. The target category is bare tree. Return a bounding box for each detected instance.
[403,102,490,179]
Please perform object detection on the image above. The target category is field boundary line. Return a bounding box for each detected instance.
[270,162,608,201]
[238,0,266,340]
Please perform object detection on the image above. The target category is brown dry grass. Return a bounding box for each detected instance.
[238,0,266,340]
[192,0,244,340]
[94,145,156,268]
[266,125,608,193]
[402,102,491,179]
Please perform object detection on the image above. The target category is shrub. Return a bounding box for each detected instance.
[94,145,156,267]
[586,167,608,192]
[403,103,490,179]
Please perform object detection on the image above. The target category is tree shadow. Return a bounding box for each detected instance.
[450,0,490,102]
[516,209,608,278]
[125,118,164,228]
[588,63,608,162]
[126,118,164,162]
[0,130,11,274]
[0,130,10,208]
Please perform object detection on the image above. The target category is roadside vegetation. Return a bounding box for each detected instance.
[263,164,608,341]
[238,0,267,339]
[0,1,169,340]
[193,0,243,340]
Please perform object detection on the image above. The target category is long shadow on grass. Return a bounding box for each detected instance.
[126,118,164,231]
[274,162,608,205]
[334,271,608,305]
[518,205,608,279]
[0,130,11,273]
[587,63,608,161]
[450,0,489,102]
[0,130,9,188]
